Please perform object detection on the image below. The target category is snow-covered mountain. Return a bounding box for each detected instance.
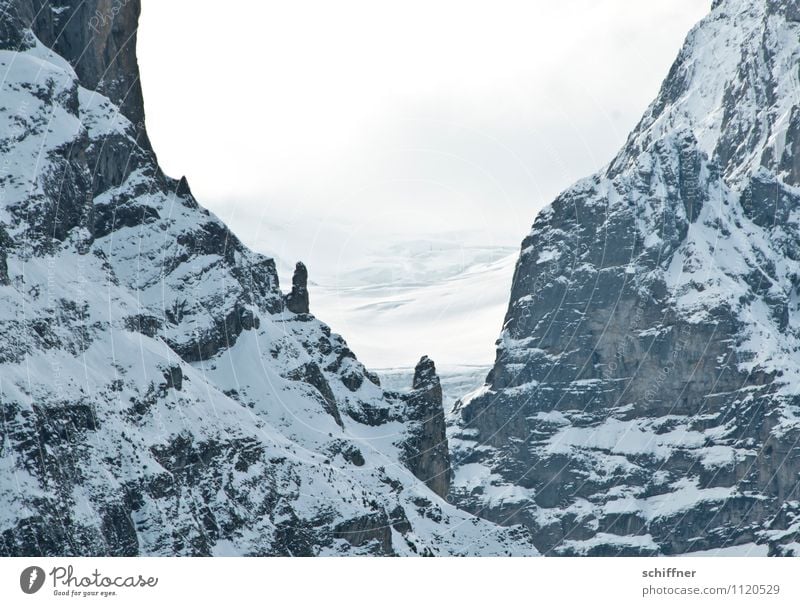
[0,0,536,556]
[5,0,798,559]
[450,0,800,555]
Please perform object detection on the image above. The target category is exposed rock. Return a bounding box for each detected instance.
[22,0,149,133]
[287,361,344,428]
[161,365,183,391]
[401,357,452,498]
[332,512,393,555]
[94,201,160,239]
[389,505,412,534]
[0,225,11,285]
[123,314,162,338]
[285,261,310,314]
[166,302,260,362]
[780,107,800,186]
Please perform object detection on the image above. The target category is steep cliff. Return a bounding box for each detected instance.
[401,356,452,498]
[451,0,800,556]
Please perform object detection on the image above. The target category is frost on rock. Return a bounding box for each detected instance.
[0,0,536,556]
[450,0,800,556]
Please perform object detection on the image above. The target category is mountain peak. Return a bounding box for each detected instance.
[609,0,800,189]
[413,355,439,390]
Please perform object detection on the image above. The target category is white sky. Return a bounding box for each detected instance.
[138,1,710,369]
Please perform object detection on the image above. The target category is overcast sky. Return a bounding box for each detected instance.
[137,1,711,369]
[139,1,709,242]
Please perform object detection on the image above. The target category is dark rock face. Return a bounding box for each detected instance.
[22,0,149,132]
[0,225,10,285]
[287,361,344,427]
[332,513,393,555]
[285,262,310,314]
[166,301,260,362]
[780,107,800,186]
[94,200,160,238]
[401,357,452,498]
[451,0,800,556]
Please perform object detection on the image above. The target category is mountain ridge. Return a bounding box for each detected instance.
[450,0,800,556]
[0,0,536,556]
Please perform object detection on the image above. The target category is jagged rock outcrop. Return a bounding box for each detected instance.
[401,357,452,498]
[0,225,10,285]
[0,0,536,556]
[285,261,310,314]
[450,0,800,556]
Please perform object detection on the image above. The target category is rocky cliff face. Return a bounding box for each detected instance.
[401,357,452,498]
[450,0,800,556]
[0,0,535,556]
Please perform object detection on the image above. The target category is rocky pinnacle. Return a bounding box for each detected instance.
[285,261,310,314]
[402,356,452,498]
